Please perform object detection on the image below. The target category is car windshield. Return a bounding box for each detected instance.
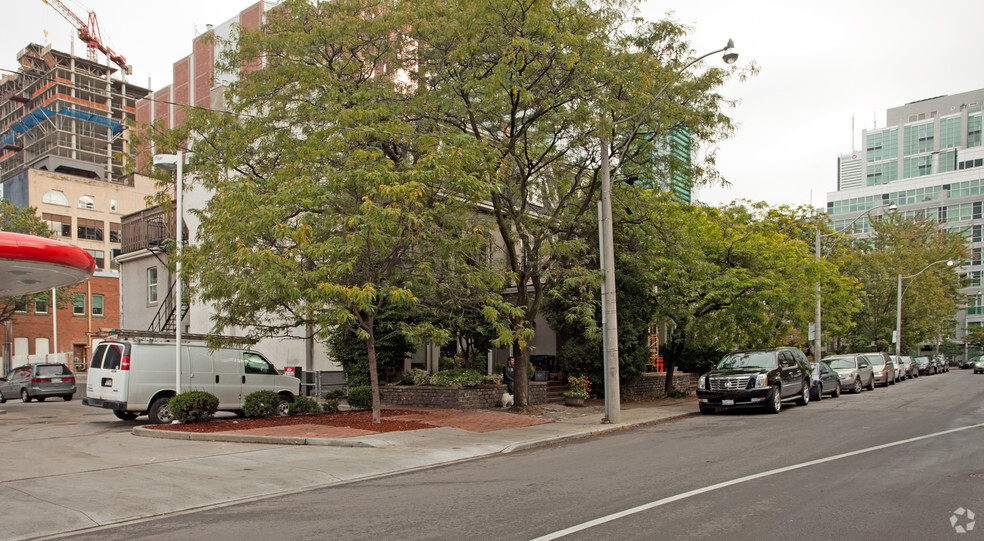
[827,358,856,370]
[866,355,886,366]
[716,352,777,370]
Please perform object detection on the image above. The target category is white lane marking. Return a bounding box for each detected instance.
[531,421,984,541]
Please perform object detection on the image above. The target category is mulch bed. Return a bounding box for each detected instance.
[147,409,433,434]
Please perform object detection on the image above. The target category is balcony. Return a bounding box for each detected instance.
[120,205,187,255]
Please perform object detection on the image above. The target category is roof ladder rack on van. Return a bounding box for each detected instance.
[104,329,259,345]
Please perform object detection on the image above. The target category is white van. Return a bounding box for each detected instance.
[82,333,300,424]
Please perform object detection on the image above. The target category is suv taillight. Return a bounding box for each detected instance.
[120,355,131,370]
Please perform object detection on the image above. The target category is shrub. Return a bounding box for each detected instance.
[410,368,431,386]
[243,390,282,418]
[564,375,591,399]
[169,391,219,423]
[481,373,503,385]
[429,368,484,387]
[666,388,691,399]
[288,395,322,416]
[322,398,340,413]
[347,386,381,410]
[323,389,344,400]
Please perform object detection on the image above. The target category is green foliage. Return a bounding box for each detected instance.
[407,368,431,386]
[243,390,281,418]
[168,391,219,424]
[429,368,483,387]
[322,398,340,413]
[666,388,691,399]
[329,325,409,388]
[482,373,503,385]
[563,375,591,399]
[346,386,379,410]
[323,389,344,401]
[287,395,321,416]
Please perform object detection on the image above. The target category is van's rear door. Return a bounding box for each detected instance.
[85,341,128,405]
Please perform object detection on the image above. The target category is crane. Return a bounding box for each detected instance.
[41,0,132,75]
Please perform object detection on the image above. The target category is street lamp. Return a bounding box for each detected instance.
[599,40,737,424]
[153,151,184,396]
[895,259,955,358]
[813,203,896,361]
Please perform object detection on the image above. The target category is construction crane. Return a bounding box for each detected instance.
[41,0,132,75]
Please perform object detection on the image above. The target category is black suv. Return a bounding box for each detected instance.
[696,347,812,414]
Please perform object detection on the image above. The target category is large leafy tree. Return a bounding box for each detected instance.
[0,199,54,324]
[410,0,740,404]
[840,214,966,354]
[172,0,511,422]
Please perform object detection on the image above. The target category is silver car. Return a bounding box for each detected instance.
[0,363,76,403]
[825,354,875,393]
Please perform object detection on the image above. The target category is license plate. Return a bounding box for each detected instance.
[722,399,734,406]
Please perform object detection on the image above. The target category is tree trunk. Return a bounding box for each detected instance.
[664,326,687,393]
[515,346,530,407]
[367,336,381,424]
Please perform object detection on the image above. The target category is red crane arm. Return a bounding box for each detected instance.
[41,0,132,75]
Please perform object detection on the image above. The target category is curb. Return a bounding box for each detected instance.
[132,426,382,447]
[131,409,698,450]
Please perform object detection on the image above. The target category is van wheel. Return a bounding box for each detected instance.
[113,410,138,421]
[148,397,174,424]
[277,394,293,416]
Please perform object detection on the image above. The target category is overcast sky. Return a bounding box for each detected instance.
[5,0,984,209]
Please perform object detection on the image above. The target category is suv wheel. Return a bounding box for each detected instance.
[866,376,875,390]
[795,381,810,406]
[853,378,862,394]
[765,386,782,414]
[148,396,174,424]
[831,381,841,398]
[21,389,31,402]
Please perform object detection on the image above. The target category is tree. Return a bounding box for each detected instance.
[410,0,740,404]
[840,214,966,354]
[173,0,511,423]
[0,199,53,324]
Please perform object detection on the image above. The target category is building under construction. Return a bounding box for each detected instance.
[0,43,149,186]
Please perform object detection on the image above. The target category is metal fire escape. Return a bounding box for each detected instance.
[145,213,188,333]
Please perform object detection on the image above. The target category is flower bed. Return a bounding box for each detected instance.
[381,382,547,409]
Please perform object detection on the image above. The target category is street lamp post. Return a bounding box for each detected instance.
[153,152,184,396]
[813,204,895,362]
[895,259,955,358]
[599,40,737,424]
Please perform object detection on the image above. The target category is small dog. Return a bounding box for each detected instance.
[501,391,514,408]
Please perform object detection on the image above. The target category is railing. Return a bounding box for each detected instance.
[148,280,187,333]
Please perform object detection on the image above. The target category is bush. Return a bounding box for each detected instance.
[347,386,381,410]
[169,391,219,424]
[323,389,344,400]
[481,373,503,385]
[430,368,484,387]
[322,398,340,413]
[287,395,322,416]
[666,388,691,399]
[409,368,431,386]
[243,390,282,418]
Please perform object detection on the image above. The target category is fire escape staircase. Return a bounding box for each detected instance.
[145,213,188,333]
[148,279,188,333]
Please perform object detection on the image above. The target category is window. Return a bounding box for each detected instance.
[78,195,95,209]
[109,222,121,243]
[85,249,105,269]
[939,150,957,173]
[77,218,104,241]
[866,129,898,162]
[244,352,278,375]
[904,123,934,155]
[91,294,104,316]
[43,213,71,238]
[13,296,28,313]
[940,116,962,149]
[34,294,48,314]
[73,294,85,316]
[110,199,118,212]
[110,248,121,270]
[148,267,158,303]
[35,337,50,355]
[903,156,933,178]
[969,115,982,148]
[42,190,69,206]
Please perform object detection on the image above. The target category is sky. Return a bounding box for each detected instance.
[4,0,984,210]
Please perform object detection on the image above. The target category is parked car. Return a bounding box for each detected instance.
[890,355,914,381]
[914,356,934,375]
[863,352,895,387]
[83,334,300,424]
[696,347,812,414]
[974,358,984,374]
[825,354,875,393]
[0,363,76,403]
[935,355,950,372]
[958,356,979,369]
[809,361,841,400]
[902,356,917,378]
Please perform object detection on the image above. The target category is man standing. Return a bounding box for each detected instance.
[503,356,515,394]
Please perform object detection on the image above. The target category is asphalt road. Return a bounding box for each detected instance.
[54,369,984,541]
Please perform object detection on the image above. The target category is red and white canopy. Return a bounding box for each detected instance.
[0,232,95,297]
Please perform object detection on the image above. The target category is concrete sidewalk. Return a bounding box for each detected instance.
[5,398,697,541]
